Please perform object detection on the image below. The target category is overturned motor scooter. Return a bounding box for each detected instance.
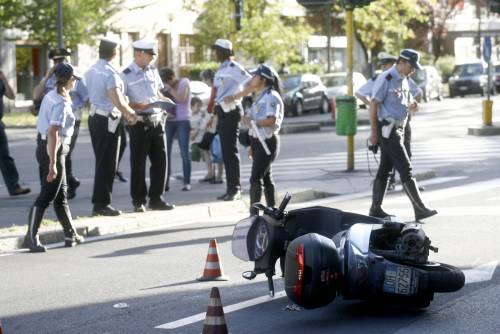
[231,193,464,309]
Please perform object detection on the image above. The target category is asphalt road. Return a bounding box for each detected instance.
[0,176,498,333]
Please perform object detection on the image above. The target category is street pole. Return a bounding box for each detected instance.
[326,4,332,72]
[57,0,63,49]
[346,8,354,171]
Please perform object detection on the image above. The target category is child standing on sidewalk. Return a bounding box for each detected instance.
[190,96,224,184]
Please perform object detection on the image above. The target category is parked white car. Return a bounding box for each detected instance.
[321,72,367,108]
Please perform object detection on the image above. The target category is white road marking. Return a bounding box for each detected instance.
[155,291,287,330]
[288,176,466,208]
[463,261,498,284]
[388,178,500,204]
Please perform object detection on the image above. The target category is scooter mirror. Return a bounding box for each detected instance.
[252,203,267,212]
[242,271,257,280]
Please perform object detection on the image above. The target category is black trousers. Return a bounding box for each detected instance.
[30,140,75,237]
[65,119,81,181]
[249,135,279,209]
[88,114,121,208]
[128,121,166,206]
[0,120,20,194]
[117,122,127,168]
[376,122,413,184]
[216,106,241,194]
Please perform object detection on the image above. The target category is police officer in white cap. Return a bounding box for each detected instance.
[368,49,435,221]
[121,38,175,212]
[84,38,137,216]
[210,38,252,201]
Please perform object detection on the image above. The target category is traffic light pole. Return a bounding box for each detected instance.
[346,8,354,171]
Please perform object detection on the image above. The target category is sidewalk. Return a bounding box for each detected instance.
[0,166,435,253]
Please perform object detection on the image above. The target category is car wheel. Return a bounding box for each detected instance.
[319,97,329,114]
[293,100,303,117]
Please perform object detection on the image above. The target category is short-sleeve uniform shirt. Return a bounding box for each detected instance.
[121,62,164,114]
[214,60,252,104]
[84,59,124,113]
[37,89,75,138]
[248,88,284,139]
[371,66,411,121]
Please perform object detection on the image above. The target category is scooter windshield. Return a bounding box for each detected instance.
[231,216,258,261]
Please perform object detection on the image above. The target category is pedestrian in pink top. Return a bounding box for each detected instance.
[160,68,192,191]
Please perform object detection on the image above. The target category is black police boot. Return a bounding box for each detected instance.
[249,185,262,215]
[224,190,242,201]
[263,185,276,209]
[403,178,437,221]
[67,176,80,200]
[55,203,85,247]
[369,179,394,219]
[24,206,47,253]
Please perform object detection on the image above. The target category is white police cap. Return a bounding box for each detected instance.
[132,38,157,55]
[213,38,232,51]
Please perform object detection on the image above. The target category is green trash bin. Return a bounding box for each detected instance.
[335,95,357,136]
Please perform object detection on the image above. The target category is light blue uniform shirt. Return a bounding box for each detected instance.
[37,89,75,138]
[214,60,252,104]
[121,62,164,114]
[372,66,412,121]
[84,59,124,113]
[358,70,422,100]
[44,74,56,95]
[248,88,284,138]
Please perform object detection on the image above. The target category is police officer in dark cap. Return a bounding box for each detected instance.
[368,49,436,221]
[84,38,137,216]
[33,48,88,199]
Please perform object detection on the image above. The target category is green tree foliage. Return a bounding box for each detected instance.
[1,0,122,49]
[187,0,312,65]
[0,0,24,28]
[342,0,428,58]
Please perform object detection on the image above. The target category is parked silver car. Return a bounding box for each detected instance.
[321,72,367,108]
[411,65,443,102]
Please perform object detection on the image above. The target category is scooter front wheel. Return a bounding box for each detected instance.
[418,262,465,293]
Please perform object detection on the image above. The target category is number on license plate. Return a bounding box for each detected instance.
[459,86,468,91]
[383,264,417,295]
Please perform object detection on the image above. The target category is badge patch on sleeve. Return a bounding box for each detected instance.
[271,102,276,108]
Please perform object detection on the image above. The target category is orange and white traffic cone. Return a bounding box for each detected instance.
[197,239,229,281]
[202,287,228,334]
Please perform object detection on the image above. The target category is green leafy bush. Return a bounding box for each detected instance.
[435,55,455,82]
[288,63,324,75]
[188,62,220,81]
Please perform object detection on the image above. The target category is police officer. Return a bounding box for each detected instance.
[24,63,84,252]
[121,38,174,212]
[0,70,31,196]
[85,38,137,216]
[358,52,423,192]
[33,48,89,199]
[226,64,284,215]
[368,49,436,221]
[211,38,252,201]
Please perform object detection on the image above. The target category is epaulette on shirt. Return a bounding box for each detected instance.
[386,73,392,81]
[230,62,235,67]
[123,68,131,75]
[371,74,378,81]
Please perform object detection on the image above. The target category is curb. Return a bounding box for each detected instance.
[468,124,500,136]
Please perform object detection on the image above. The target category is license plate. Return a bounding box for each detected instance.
[459,86,468,91]
[383,264,418,295]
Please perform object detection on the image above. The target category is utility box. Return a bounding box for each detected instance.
[335,95,357,136]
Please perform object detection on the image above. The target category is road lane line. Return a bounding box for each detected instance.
[463,261,498,284]
[155,291,286,330]
[288,176,466,208]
